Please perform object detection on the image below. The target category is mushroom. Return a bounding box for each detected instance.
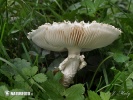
[27,21,121,87]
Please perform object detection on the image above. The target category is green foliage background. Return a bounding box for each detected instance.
[0,0,133,100]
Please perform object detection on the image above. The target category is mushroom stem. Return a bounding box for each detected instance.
[59,47,87,87]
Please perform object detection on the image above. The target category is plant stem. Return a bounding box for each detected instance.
[89,55,113,89]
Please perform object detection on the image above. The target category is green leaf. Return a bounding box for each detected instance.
[94,0,105,8]
[46,71,54,79]
[30,78,35,84]
[0,85,8,97]
[0,69,12,80]
[126,79,133,89]
[100,92,111,100]
[54,72,63,82]
[13,58,31,69]
[81,0,95,12]
[22,67,31,76]
[88,91,102,100]
[1,58,31,76]
[129,54,133,60]
[65,84,85,100]
[128,72,133,79]
[22,66,38,77]
[14,81,32,91]
[48,57,64,71]
[67,2,81,11]
[113,53,129,63]
[15,75,25,82]
[41,50,50,57]
[31,66,38,76]
[42,79,65,100]
[33,73,47,83]
[127,62,133,73]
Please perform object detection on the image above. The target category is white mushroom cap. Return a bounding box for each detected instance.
[28,21,121,52]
